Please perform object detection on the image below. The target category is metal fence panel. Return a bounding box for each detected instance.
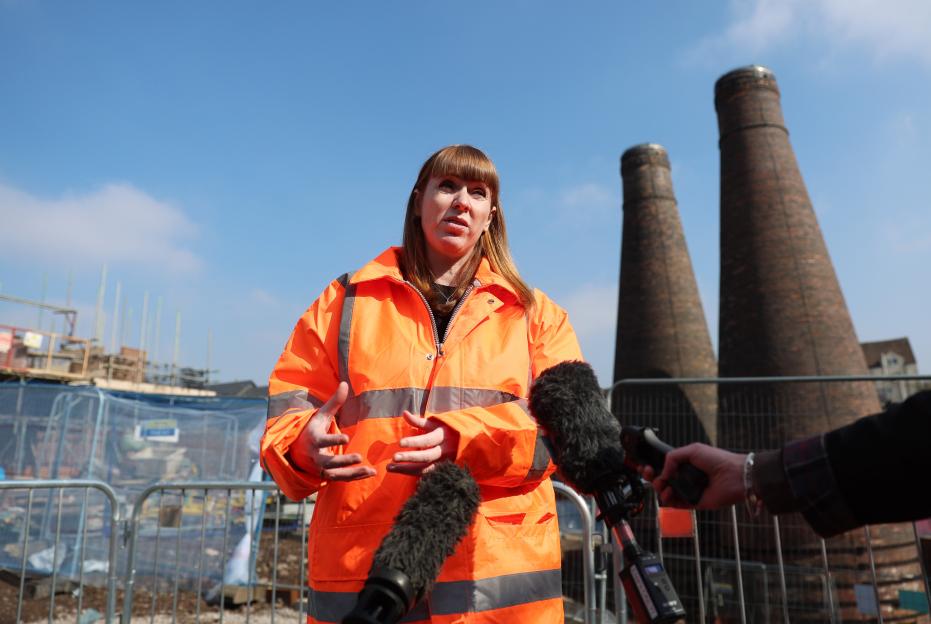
[122,481,278,624]
[605,376,931,623]
[0,382,267,598]
[3,377,929,623]
[0,480,119,623]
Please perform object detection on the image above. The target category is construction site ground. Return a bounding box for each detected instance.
[0,533,305,624]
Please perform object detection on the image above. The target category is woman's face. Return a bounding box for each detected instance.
[416,174,495,265]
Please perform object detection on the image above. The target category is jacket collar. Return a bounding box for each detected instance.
[350,247,519,297]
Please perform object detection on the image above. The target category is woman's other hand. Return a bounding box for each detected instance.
[388,411,460,476]
[291,381,376,482]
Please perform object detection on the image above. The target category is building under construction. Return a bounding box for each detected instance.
[0,292,214,396]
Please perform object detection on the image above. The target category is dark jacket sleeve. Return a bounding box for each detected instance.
[825,389,931,530]
[754,390,931,538]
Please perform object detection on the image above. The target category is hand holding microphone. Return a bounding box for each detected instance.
[641,443,746,510]
[621,427,710,507]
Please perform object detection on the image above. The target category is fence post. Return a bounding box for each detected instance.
[13,379,27,475]
[553,481,596,624]
[913,522,931,617]
[864,525,884,624]
[819,538,838,623]
[123,482,163,624]
[772,515,789,623]
[690,510,705,623]
[729,505,748,624]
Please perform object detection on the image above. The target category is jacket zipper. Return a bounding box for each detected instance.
[403,281,475,357]
[439,284,474,356]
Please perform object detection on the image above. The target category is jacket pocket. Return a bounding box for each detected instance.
[309,521,394,582]
[472,510,561,575]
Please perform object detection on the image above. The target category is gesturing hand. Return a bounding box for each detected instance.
[387,411,459,476]
[291,381,376,482]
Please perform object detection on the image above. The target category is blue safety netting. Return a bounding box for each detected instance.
[0,382,270,590]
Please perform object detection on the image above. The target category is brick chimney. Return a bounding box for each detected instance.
[715,65,919,622]
[612,144,717,446]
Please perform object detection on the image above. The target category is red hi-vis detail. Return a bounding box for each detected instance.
[658,507,694,538]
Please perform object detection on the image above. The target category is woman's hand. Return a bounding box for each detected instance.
[290,381,376,482]
[387,411,459,476]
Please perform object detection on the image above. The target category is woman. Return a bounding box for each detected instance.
[261,145,582,623]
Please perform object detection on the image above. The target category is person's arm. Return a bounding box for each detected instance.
[754,390,931,537]
[392,291,583,487]
[812,390,931,535]
[260,277,375,501]
[648,441,845,524]
[652,391,931,538]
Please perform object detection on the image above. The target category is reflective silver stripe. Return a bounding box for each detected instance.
[337,387,525,427]
[426,387,522,413]
[429,568,563,615]
[526,312,534,389]
[523,427,554,483]
[306,588,429,623]
[339,387,428,427]
[267,389,324,420]
[306,569,561,621]
[337,272,356,396]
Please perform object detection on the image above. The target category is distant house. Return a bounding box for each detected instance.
[860,337,928,405]
[205,380,269,398]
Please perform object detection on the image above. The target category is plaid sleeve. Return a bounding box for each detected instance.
[782,434,861,538]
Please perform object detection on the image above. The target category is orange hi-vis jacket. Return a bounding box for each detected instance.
[261,248,582,623]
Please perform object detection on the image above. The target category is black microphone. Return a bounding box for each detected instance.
[529,360,691,624]
[527,360,628,496]
[342,461,480,624]
[529,360,707,505]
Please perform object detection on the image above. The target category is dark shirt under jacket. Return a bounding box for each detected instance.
[754,390,931,538]
[431,283,457,341]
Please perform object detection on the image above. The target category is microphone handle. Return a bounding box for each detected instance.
[668,463,709,507]
[627,428,709,506]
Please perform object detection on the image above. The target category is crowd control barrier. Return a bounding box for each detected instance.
[2,377,929,623]
[0,480,119,624]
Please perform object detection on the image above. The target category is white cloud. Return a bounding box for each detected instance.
[560,183,613,210]
[818,0,931,64]
[562,282,618,338]
[881,218,931,254]
[887,111,920,146]
[249,288,280,307]
[552,183,617,234]
[723,0,797,54]
[692,0,931,67]
[560,282,618,386]
[0,181,202,272]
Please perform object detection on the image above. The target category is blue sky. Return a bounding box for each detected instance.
[1,1,929,386]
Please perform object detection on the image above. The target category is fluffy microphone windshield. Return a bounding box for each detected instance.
[371,461,480,600]
[529,360,627,495]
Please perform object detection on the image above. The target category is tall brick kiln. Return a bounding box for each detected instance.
[612,143,717,447]
[715,65,922,622]
[612,143,720,619]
